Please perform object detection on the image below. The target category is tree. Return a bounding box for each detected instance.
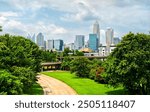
[0,34,42,94]
[61,56,72,70]
[70,57,91,77]
[41,50,57,62]
[104,33,150,94]
[0,34,42,72]
[62,48,70,56]
[0,70,23,95]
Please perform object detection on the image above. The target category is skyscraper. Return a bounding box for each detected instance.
[89,34,98,52]
[74,35,85,50]
[36,32,44,48]
[106,28,114,46]
[93,21,100,46]
[46,40,54,50]
[27,34,35,43]
[54,39,64,51]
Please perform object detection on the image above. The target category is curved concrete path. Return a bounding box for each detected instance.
[37,74,77,95]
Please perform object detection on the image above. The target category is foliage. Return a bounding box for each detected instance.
[11,66,36,92]
[0,34,42,72]
[0,34,42,94]
[61,56,72,70]
[104,33,150,94]
[0,70,23,95]
[73,50,84,56]
[70,57,91,77]
[41,50,57,62]
[62,48,70,56]
[88,59,106,83]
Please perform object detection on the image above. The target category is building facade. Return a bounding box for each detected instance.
[36,33,44,48]
[89,34,98,52]
[93,21,100,46]
[74,35,85,50]
[106,28,114,46]
[54,39,64,51]
[46,40,54,50]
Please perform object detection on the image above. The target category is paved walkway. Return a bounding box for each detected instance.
[37,74,77,95]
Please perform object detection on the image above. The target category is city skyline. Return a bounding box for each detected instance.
[0,0,150,44]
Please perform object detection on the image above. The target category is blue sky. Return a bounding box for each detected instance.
[0,0,150,44]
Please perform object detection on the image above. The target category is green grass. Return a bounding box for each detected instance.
[24,82,43,95]
[42,71,125,95]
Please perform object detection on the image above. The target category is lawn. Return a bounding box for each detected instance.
[42,71,125,95]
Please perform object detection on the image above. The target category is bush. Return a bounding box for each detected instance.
[0,70,23,95]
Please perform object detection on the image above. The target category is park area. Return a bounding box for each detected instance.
[42,71,125,95]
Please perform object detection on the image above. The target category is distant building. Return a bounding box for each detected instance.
[65,43,75,50]
[113,37,121,45]
[74,35,85,50]
[106,28,114,46]
[46,40,54,50]
[89,34,98,52]
[93,21,100,46]
[36,33,44,49]
[54,39,64,51]
[27,34,35,43]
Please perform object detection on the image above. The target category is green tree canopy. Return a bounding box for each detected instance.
[0,70,23,95]
[0,34,42,94]
[104,33,150,94]
[70,57,91,77]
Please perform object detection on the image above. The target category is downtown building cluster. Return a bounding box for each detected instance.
[65,21,121,56]
[27,21,121,56]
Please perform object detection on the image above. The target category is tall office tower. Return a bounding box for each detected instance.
[54,39,64,51]
[89,34,98,52]
[93,21,100,46]
[46,40,54,50]
[36,32,44,48]
[106,28,114,46]
[74,35,85,50]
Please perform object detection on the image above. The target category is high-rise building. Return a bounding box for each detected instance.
[65,43,75,50]
[36,33,44,48]
[89,34,98,52]
[106,28,114,46]
[93,21,100,46]
[113,37,121,45]
[54,39,64,51]
[46,40,54,50]
[74,35,85,50]
[27,34,35,43]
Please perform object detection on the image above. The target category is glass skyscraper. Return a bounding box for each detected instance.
[89,34,98,51]
[36,32,44,48]
[54,39,64,51]
[74,35,85,50]
[46,40,54,50]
